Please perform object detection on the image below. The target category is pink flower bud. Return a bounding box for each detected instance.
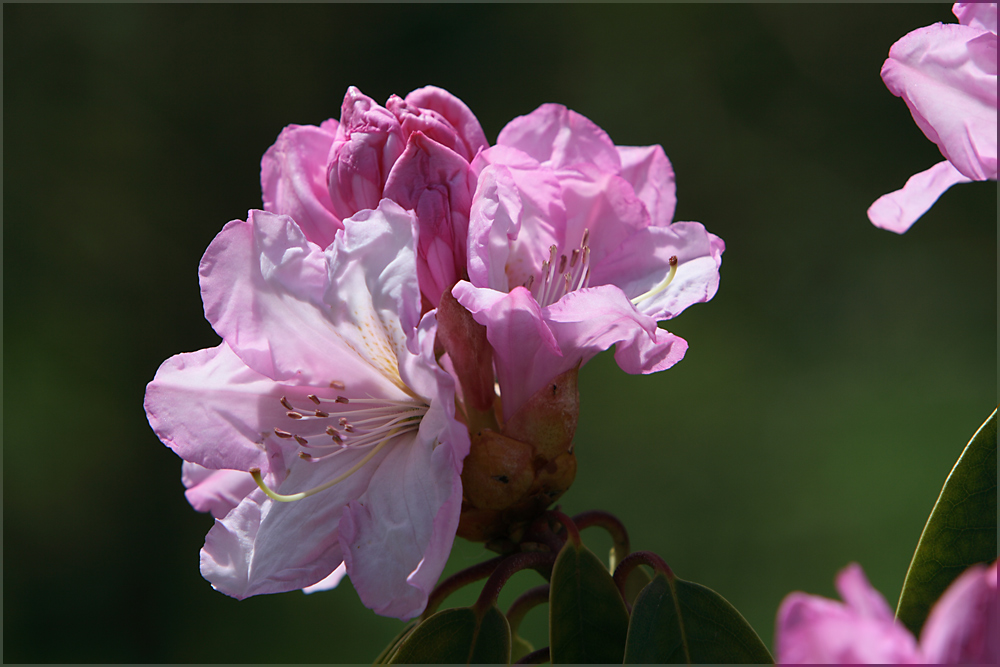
[326,87,405,220]
[387,85,489,162]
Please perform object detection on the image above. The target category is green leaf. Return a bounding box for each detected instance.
[549,541,629,664]
[623,572,772,664]
[372,620,417,664]
[388,605,510,665]
[896,408,997,637]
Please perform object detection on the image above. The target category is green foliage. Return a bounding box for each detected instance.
[623,572,773,664]
[387,606,511,665]
[896,409,998,637]
[549,541,630,664]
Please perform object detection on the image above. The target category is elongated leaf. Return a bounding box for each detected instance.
[373,620,417,664]
[896,408,997,637]
[388,605,510,664]
[549,542,629,664]
[623,572,772,664]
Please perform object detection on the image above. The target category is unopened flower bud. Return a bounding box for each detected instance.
[457,367,580,543]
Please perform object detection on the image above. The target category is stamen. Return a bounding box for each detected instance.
[523,274,535,290]
[314,410,329,418]
[294,434,308,446]
[336,396,350,404]
[274,428,293,439]
[249,430,401,502]
[329,380,346,390]
[570,248,580,268]
[307,395,321,405]
[558,254,567,273]
[631,255,679,305]
[280,397,293,410]
[287,411,304,420]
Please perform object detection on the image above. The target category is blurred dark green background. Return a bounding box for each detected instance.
[4,3,996,663]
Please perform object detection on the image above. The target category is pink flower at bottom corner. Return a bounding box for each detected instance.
[774,560,999,664]
[868,3,997,234]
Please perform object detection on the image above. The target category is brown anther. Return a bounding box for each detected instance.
[314,410,329,418]
[339,417,349,427]
[329,380,346,390]
[280,396,293,410]
[669,255,678,267]
[325,425,339,436]
[307,394,321,405]
[344,424,355,433]
[273,428,293,439]
[524,274,535,290]
[294,434,308,446]
[335,396,350,404]
[558,254,568,273]
[287,411,304,420]
[570,248,580,267]
[581,228,590,247]
[298,452,312,460]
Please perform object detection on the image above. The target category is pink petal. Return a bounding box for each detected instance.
[199,210,407,397]
[340,427,465,620]
[452,283,564,421]
[261,120,342,250]
[497,103,621,172]
[471,146,566,291]
[591,222,724,322]
[467,164,523,292]
[953,3,997,34]
[390,85,489,162]
[323,201,427,369]
[302,563,348,594]
[543,285,688,377]
[327,87,405,220]
[144,343,293,474]
[867,159,973,233]
[558,163,650,268]
[383,133,473,307]
[836,562,896,622]
[181,461,259,519]
[617,145,677,227]
[920,560,998,664]
[200,445,382,599]
[882,22,998,181]
[775,564,921,664]
[776,593,921,664]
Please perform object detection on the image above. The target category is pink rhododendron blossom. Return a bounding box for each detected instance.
[262,85,487,306]
[453,104,724,418]
[868,3,998,233]
[775,561,998,664]
[144,200,470,619]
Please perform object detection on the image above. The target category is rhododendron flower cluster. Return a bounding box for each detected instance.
[775,561,998,664]
[868,2,998,233]
[145,84,723,619]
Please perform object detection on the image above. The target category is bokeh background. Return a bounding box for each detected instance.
[4,3,996,662]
